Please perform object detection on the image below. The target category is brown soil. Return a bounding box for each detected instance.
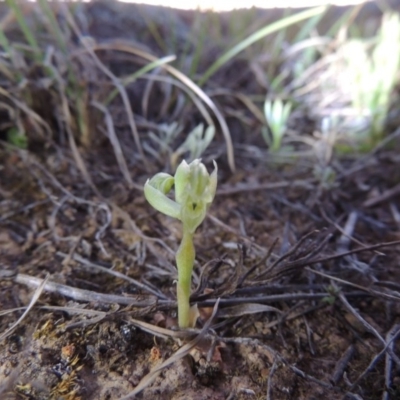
[0,1,400,399]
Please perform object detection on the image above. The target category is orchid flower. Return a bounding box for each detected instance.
[144,159,217,328]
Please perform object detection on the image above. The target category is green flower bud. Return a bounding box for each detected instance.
[174,160,191,205]
[175,159,217,233]
[149,173,175,194]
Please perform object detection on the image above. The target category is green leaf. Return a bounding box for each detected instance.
[7,128,27,149]
[144,179,181,220]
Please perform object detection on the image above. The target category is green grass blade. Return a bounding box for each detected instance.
[137,7,167,53]
[179,11,200,75]
[104,55,176,106]
[265,10,290,88]
[37,0,67,53]
[326,6,360,38]
[188,16,206,78]
[267,9,290,59]
[0,28,11,53]
[199,5,327,86]
[5,0,40,57]
[294,9,326,42]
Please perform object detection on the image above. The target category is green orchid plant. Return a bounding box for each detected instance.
[144,159,217,328]
[262,98,293,152]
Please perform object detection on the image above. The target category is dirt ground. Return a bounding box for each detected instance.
[0,1,400,399]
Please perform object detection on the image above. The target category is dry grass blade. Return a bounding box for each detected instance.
[140,74,214,126]
[308,240,400,264]
[287,363,333,389]
[383,324,400,400]
[93,42,235,172]
[40,306,108,330]
[217,179,314,196]
[41,305,107,317]
[119,299,220,399]
[363,182,400,208]
[266,359,278,400]
[13,273,157,307]
[91,101,134,187]
[307,267,400,303]
[0,307,26,317]
[217,303,282,318]
[0,87,52,139]
[350,324,400,390]
[67,127,101,196]
[209,89,266,123]
[105,55,177,107]
[60,4,147,168]
[192,258,225,298]
[198,292,332,307]
[319,208,373,252]
[0,275,49,342]
[56,251,169,300]
[339,293,400,369]
[330,344,356,385]
[193,247,244,302]
[44,58,101,197]
[128,318,188,340]
[0,198,50,222]
[339,292,386,346]
[207,213,267,253]
[238,238,279,286]
[255,230,327,282]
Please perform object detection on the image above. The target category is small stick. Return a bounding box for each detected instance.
[382,324,400,400]
[339,293,400,369]
[266,359,278,400]
[56,251,168,299]
[330,344,356,385]
[350,325,400,389]
[12,273,161,307]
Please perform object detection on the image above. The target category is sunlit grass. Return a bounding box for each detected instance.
[1,0,399,170]
[198,5,327,86]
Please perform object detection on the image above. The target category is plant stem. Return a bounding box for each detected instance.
[176,229,195,328]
